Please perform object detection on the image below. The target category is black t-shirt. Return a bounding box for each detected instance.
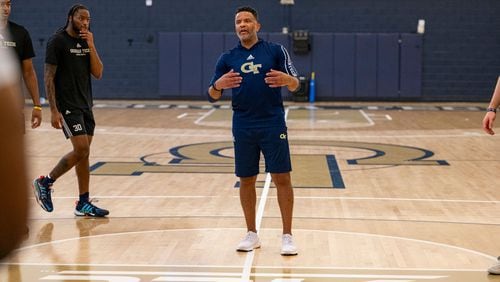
[45,30,92,110]
[0,21,35,64]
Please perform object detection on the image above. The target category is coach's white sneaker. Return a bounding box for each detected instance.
[236,231,261,252]
[281,234,298,256]
[488,257,500,275]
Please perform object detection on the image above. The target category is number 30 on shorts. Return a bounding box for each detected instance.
[73,124,83,131]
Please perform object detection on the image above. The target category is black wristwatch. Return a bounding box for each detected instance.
[487,107,497,113]
[212,82,221,92]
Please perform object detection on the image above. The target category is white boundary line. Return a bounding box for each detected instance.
[194,108,216,125]
[0,261,489,272]
[359,109,375,126]
[241,173,272,281]
[32,126,496,139]
[39,270,448,280]
[255,174,272,232]
[12,227,497,264]
[29,195,500,204]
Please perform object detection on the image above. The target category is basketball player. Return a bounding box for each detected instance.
[208,6,300,255]
[0,0,42,129]
[0,36,28,260]
[32,4,109,217]
[482,76,500,275]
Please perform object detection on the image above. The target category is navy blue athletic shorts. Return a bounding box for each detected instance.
[61,108,95,138]
[232,126,292,177]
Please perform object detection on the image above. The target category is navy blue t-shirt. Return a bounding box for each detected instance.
[209,39,298,129]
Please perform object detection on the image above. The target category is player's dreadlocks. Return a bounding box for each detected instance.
[56,3,89,33]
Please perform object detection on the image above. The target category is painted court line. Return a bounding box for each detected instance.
[359,109,375,126]
[194,108,216,125]
[33,126,495,139]
[41,270,447,280]
[30,195,500,204]
[1,262,488,272]
[15,227,497,261]
[241,173,272,281]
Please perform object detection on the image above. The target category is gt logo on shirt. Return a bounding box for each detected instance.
[241,61,262,74]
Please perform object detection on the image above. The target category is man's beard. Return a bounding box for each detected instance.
[71,19,81,35]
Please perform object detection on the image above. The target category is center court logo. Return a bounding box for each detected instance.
[90,140,448,189]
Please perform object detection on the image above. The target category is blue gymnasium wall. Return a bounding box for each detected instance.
[158,32,422,100]
[10,0,500,101]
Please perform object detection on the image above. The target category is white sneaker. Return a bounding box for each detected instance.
[236,231,261,252]
[488,257,500,275]
[281,234,298,256]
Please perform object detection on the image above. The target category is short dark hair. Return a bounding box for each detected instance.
[236,6,258,21]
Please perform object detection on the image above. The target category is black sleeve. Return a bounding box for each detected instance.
[20,28,35,61]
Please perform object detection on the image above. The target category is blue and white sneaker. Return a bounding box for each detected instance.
[32,176,54,212]
[75,200,109,217]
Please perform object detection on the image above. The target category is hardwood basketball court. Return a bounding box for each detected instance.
[1,101,499,282]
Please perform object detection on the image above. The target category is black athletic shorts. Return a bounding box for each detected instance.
[60,108,95,138]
